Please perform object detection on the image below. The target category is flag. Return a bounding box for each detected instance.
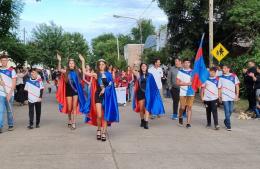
[191,33,209,92]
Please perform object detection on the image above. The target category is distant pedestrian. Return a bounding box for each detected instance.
[167,57,182,120]
[25,68,44,129]
[219,65,240,131]
[243,61,257,111]
[250,64,260,119]
[148,58,164,119]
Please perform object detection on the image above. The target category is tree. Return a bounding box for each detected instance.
[0,35,28,65]
[91,33,132,69]
[131,19,156,44]
[0,0,24,38]
[31,22,90,68]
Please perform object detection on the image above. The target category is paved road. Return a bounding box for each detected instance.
[0,92,260,169]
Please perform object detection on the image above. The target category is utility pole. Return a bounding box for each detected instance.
[23,27,26,44]
[116,36,120,60]
[209,0,214,66]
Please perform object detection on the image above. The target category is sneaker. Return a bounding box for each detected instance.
[215,125,220,130]
[8,126,14,131]
[227,127,232,131]
[178,118,183,126]
[206,124,211,129]
[0,128,3,134]
[171,114,178,120]
[36,125,40,128]
[27,126,34,129]
[186,124,191,128]
[183,112,187,119]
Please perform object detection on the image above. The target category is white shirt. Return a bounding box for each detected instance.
[177,69,194,96]
[0,68,17,97]
[148,66,163,89]
[202,77,220,101]
[16,73,25,85]
[219,73,240,101]
[24,78,44,103]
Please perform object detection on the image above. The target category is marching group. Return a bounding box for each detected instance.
[1,50,259,141]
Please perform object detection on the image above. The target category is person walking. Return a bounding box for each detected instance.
[132,63,165,129]
[85,59,119,142]
[0,51,17,133]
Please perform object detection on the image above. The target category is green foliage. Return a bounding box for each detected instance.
[179,48,195,60]
[30,22,89,68]
[142,47,169,65]
[131,19,156,44]
[228,0,260,35]
[0,0,24,38]
[91,33,131,70]
[0,35,28,65]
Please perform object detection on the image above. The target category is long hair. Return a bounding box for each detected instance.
[64,59,79,82]
[96,59,108,76]
[139,63,148,77]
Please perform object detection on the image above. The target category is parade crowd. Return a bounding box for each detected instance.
[0,51,260,142]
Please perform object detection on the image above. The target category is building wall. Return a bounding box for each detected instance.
[124,44,144,67]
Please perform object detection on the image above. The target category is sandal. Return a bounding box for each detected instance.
[97,130,101,140]
[101,132,107,142]
[71,123,76,130]
[68,123,72,128]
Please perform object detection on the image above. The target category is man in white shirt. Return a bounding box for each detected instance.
[148,58,164,119]
[219,65,240,131]
[0,51,17,133]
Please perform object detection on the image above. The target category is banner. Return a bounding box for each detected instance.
[115,87,126,104]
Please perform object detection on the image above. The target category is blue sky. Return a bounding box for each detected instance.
[19,0,168,42]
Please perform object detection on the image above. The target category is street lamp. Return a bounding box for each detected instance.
[113,15,143,44]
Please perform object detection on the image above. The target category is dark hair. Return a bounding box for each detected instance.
[31,68,38,73]
[96,60,108,74]
[65,59,78,82]
[153,58,160,65]
[222,64,230,69]
[0,52,9,59]
[182,58,191,62]
[209,67,217,72]
[248,60,256,64]
[139,63,148,76]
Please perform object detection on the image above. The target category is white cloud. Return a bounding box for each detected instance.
[20,0,168,42]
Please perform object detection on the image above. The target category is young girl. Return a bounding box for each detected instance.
[56,53,87,130]
[85,59,119,142]
[132,63,165,129]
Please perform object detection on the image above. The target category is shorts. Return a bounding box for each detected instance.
[179,96,195,107]
[95,91,104,103]
[137,89,145,101]
[66,83,78,97]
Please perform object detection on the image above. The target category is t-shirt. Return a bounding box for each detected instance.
[177,69,194,96]
[24,78,44,103]
[202,77,220,101]
[219,73,240,101]
[148,66,163,89]
[0,68,17,97]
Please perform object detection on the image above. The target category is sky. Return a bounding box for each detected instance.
[19,0,168,43]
